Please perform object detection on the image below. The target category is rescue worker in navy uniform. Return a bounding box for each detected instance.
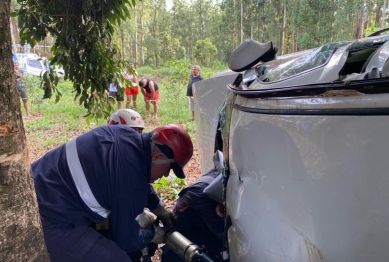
[32,124,193,262]
[162,151,226,262]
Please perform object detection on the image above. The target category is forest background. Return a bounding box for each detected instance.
[10,0,388,70]
[2,0,389,261]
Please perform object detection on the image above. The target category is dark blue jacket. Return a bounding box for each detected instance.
[177,169,224,242]
[32,125,160,252]
[186,74,203,97]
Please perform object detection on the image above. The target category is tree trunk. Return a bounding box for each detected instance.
[281,0,286,55]
[10,17,19,52]
[0,1,49,261]
[233,0,237,46]
[139,3,145,66]
[240,1,243,43]
[120,26,124,58]
[382,0,388,29]
[354,10,363,39]
[134,12,138,65]
[293,27,298,52]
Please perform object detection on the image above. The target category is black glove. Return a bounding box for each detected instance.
[151,225,168,244]
[152,204,174,230]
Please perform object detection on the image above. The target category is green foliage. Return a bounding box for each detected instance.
[193,38,217,67]
[211,60,227,70]
[157,60,191,122]
[152,175,186,200]
[16,0,136,120]
[24,75,44,110]
[364,26,382,37]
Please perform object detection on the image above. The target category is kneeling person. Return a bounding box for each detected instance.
[162,152,226,262]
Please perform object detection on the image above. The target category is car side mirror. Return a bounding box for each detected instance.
[228,39,277,72]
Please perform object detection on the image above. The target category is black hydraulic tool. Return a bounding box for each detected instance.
[165,231,217,262]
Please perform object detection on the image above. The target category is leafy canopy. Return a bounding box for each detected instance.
[193,38,217,67]
[15,0,137,119]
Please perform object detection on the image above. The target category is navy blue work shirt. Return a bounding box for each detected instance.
[32,125,161,252]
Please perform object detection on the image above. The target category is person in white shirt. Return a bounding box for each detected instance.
[109,78,124,109]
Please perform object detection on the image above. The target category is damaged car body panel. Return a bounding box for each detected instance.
[193,31,389,261]
[226,97,389,262]
[193,70,239,174]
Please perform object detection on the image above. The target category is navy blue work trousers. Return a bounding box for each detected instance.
[41,219,132,262]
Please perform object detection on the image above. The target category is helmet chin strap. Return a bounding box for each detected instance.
[150,138,174,165]
[150,140,156,155]
[150,134,162,155]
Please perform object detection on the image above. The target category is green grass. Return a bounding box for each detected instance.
[152,174,187,200]
[24,63,226,158]
[24,67,206,151]
[24,64,225,198]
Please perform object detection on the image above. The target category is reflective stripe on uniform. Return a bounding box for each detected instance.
[66,138,110,218]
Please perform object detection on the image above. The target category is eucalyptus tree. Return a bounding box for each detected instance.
[171,0,193,60]
[219,0,240,51]
[143,0,166,67]
[191,0,220,61]
[1,0,140,260]
[193,38,217,66]
[135,0,150,65]
[156,3,174,65]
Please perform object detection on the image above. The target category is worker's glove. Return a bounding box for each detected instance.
[152,204,174,230]
[151,224,168,244]
[136,209,157,229]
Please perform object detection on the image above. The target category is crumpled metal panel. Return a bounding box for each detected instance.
[364,40,389,73]
[226,95,389,261]
[193,70,239,174]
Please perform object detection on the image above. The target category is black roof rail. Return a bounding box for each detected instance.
[368,27,389,37]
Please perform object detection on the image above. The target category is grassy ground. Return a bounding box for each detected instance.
[24,72,197,156]
[23,63,226,162]
[23,69,204,204]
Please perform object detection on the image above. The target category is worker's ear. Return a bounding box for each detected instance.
[151,146,165,161]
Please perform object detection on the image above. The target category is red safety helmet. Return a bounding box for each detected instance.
[151,124,194,178]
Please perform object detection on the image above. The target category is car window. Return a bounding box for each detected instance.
[27,59,43,69]
[256,41,350,83]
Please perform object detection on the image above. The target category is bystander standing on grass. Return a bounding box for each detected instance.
[14,61,32,117]
[109,78,124,109]
[139,78,160,119]
[186,65,203,120]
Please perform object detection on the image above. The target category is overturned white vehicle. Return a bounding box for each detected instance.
[193,30,389,261]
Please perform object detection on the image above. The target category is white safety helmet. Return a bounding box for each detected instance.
[108,109,145,132]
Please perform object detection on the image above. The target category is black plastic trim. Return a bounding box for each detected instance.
[233,104,389,116]
[227,78,389,98]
